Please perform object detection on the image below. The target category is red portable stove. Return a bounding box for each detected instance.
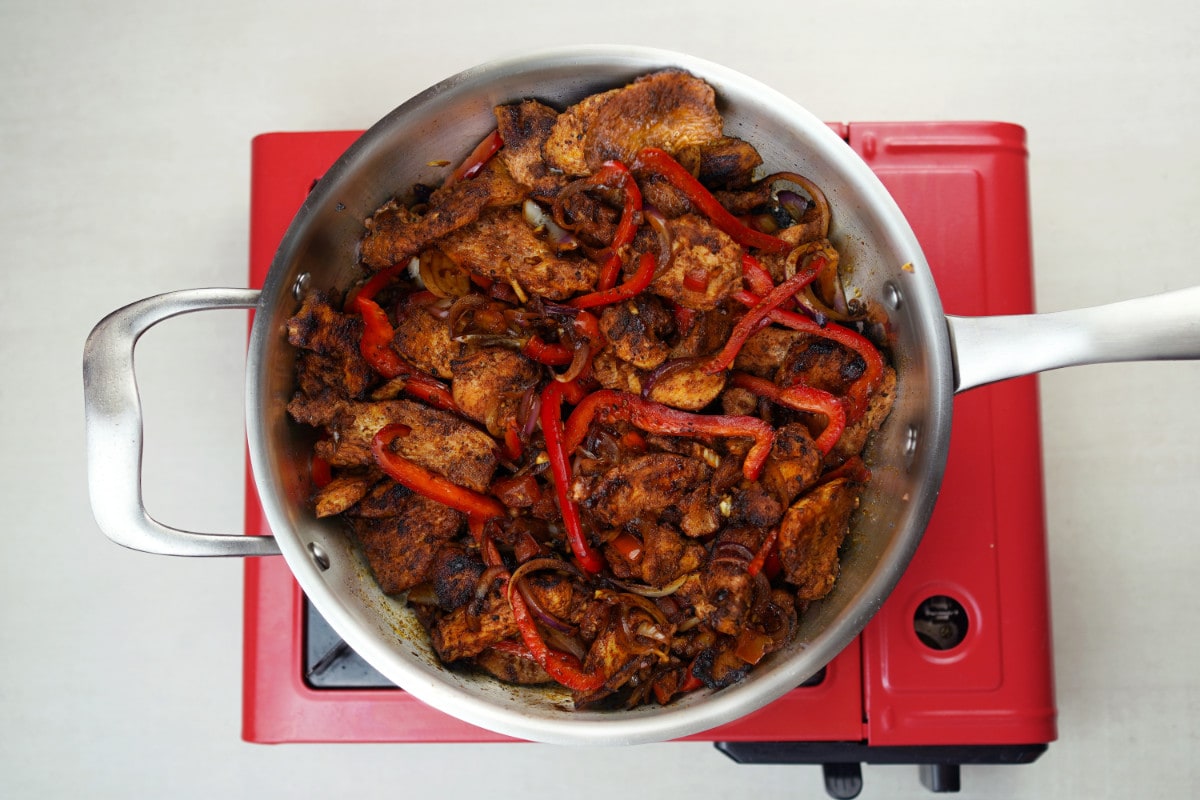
[242,123,1056,797]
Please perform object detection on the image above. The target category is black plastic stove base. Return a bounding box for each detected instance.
[714,741,1048,798]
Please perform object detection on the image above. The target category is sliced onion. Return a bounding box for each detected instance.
[517,385,542,439]
[405,583,438,605]
[644,206,673,269]
[474,565,508,603]
[542,624,588,662]
[523,199,579,251]
[768,172,831,239]
[418,249,471,298]
[607,573,690,598]
[554,342,591,384]
[776,190,810,222]
[448,293,491,337]
[711,540,755,567]
[507,557,582,636]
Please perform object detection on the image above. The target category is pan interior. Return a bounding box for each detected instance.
[246,45,953,744]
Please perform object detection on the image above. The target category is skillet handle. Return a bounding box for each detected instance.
[947,286,1200,393]
[83,288,281,557]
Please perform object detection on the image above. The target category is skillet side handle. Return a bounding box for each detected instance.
[947,286,1200,394]
[83,288,281,557]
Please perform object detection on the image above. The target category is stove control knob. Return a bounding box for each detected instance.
[913,594,969,650]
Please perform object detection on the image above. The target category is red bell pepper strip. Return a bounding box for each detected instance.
[348,292,462,413]
[507,577,606,692]
[745,527,778,578]
[310,453,332,489]
[729,372,847,454]
[679,660,705,693]
[633,147,791,253]
[501,417,523,462]
[445,128,504,186]
[704,256,826,375]
[569,251,657,309]
[349,293,408,379]
[521,336,574,366]
[741,252,777,298]
[759,305,884,421]
[733,629,774,665]
[610,532,645,564]
[562,390,776,481]
[539,381,605,573]
[584,160,642,291]
[372,424,506,521]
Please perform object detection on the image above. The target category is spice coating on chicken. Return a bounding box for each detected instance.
[361,158,526,270]
[649,214,743,311]
[493,99,565,198]
[573,452,712,528]
[350,493,464,595]
[450,348,540,435]
[544,71,724,177]
[778,478,862,602]
[438,206,600,300]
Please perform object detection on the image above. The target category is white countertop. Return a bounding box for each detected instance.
[4,1,1198,797]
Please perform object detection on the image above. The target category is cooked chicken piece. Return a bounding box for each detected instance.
[449,348,540,435]
[636,172,693,218]
[286,291,376,399]
[346,476,405,517]
[545,70,724,177]
[645,360,726,411]
[590,349,644,395]
[727,481,784,528]
[732,326,807,378]
[431,543,484,611]
[649,214,742,311]
[574,452,712,528]
[715,180,826,244]
[493,99,565,198]
[576,602,665,705]
[305,399,498,491]
[641,522,705,586]
[550,178,620,247]
[720,386,758,417]
[392,296,464,379]
[668,306,735,360]
[778,478,863,602]
[285,391,342,429]
[762,422,823,506]
[675,136,764,189]
[519,571,590,627]
[690,639,750,690]
[312,470,376,518]
[475,646,552,685]
[598,294,674,370]
[777,334,863,395]
[350,494,464,595]
[832,365,898,460]
[438,206,600,300]
[702,526,769,636]
[430,586,517,662]
[360,158,526,270]
[679,486,722,539]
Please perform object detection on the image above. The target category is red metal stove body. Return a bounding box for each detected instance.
[242,124,1056,755]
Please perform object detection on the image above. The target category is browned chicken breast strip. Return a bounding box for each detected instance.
[545,70,724,176]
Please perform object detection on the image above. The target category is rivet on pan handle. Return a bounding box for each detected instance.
[82,288,281,557]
